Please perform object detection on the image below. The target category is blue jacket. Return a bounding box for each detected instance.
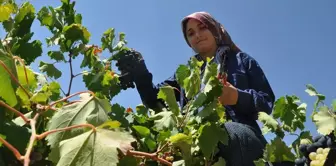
[136,51,275,132]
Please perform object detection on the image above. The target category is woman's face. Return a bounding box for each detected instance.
[185,18,217,54]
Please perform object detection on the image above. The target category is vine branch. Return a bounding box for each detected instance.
[0,60,31,98]
[23,113,39,166]
[0,101,30,123]
[37,123,96,140]
[0,136,23,161]
[127,150,172,166]
[48,90,94,109]
[13,56,29,85]
[66,53,74,96]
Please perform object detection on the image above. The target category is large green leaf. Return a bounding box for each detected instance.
[201,61,217,84]
[83,70,120,100]
[12,38,42,65]
[48,51,65,62]
[12,2,35,38]
[0,3,14,22]
[0,50,18,107]
[158,86,180,116]
[169,133,192,164]
[39,61,62,79]
[101,28,115,52]
[264,136,296,162]
[273,96,307,132]
[0,121,30,154]
[258,112,284,138]
[198,122,228,159]
[37,6,63,30]
[175,64,190,87]
[16,65,37,90]
[62,24,90,47]
[149,111,177,131]
[183,69,201,99]
[312,106,336,135]
[56,128,135,166]
[46,96,111,162]
[305,84,325,101]
[80,46,99,68]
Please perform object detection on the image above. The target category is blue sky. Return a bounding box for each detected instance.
[2,0,335,145]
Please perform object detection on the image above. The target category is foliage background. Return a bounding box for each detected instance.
[1,0,335,146]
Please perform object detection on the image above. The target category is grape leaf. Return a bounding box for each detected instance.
[158,86,180,116]
[305,84,325,101]
[175,64,190,87]
[258,112,284,138]
[201,62,217,84]
[264,136,296,162]
[273,96,307,132]
[109,103,130,128]
[11,2,35,38]
[132,125,150,138]
[12,40,42,65]
[0,50,18,107]
[37,6,55,29]
[56,128,135,166]
[176,57,203,99]
[197,100,218,118]
[48,51,65,62]
[39,61,62,79]
[172,160,185,166]
[149,111,177,131]
[101,28,115,52]
[16,65,37,91]
[198,122,228,159]
[312,106,336,135]
[113,32,127,51]
[0,3,14,22]
[46,96,111,162]
[14,2,34,23]
[0,121,30,154]
[332,99,336,111]
[75,13,82,24]
[80,46,99,68]
[169,133,192,164]
[62,23,90,46]
[253,158,267,166]
[0,134,6,147]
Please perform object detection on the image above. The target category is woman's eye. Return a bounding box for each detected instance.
[199,25,206,30]
[187,32,194,37]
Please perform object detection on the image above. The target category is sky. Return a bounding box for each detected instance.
[1,0,336,146]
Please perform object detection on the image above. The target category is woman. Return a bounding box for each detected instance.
[116,11,275,166]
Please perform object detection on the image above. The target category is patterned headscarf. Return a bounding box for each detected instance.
[181,11,241,54]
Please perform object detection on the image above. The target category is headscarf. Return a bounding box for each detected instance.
[181,11,241,54]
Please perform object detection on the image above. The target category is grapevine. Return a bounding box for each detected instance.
[0,0,335,166]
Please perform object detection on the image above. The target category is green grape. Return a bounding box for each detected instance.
[309,147,330,166]
[322,147,330,154]
[309,152,317,160]
[316,147,323,154]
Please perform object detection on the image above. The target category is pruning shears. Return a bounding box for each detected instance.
[216,47,229,86]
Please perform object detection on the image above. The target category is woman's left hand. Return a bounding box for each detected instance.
[218,82,239,106]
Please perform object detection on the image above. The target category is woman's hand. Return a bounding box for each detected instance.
[218,82,239,106]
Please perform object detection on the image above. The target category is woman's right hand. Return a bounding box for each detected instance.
[115,49,150,88]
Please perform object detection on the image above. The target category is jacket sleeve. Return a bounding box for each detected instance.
[135,72,183,110]
[230,53,275,116]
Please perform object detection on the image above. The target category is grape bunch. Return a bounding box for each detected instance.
[295,134,336,166]
[308,147,330,166]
